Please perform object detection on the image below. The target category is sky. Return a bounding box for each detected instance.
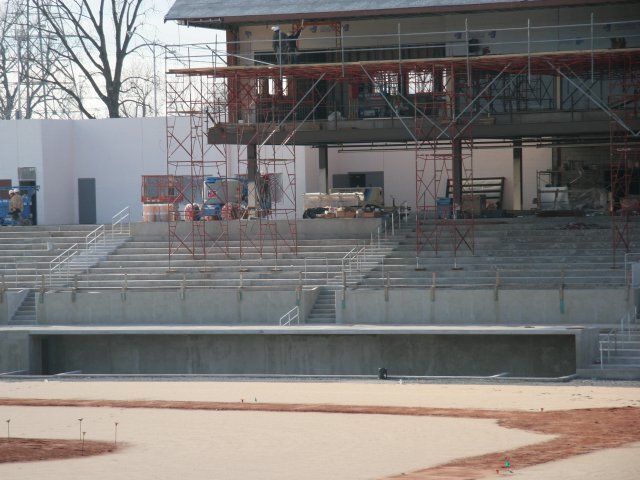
[146,0,223,47]
[73,0,225,117]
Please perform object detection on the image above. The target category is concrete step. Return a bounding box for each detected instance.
[10,290,37,325]
[1,216,634,291]
[601,357,640,365]
[307,289,336,324]
[307,313,335,319]
[577,367,640,380]
[599,339,640,346]
[310,307,335,314]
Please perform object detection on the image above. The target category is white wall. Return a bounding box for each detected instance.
[522,146,552,210]
[328,149,416,208]
[73,117,167,224]
[0,118,169,225]
[41,121,75,225]
[0,118,309,225]
[238,5,638,60]
[0,120,44,185]
[330,145,552,211]
[0,118,552,225]
[303,146,320,194]
[471,147,513,209]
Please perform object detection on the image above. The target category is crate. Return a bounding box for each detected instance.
[461,195,486,215]
[436,197,452,219]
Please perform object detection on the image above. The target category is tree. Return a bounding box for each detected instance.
[0,0,83,119]
[119,59,157,117]
[0,0,25,119]
[34,0,151,119]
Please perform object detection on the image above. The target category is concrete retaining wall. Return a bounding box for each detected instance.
[130,218,382,241]
[36,287,626,326]
[0,286,618,377]
[337,288,629,325]
[33,332,575,377]
[39,289,307,325]
[0,290,28,325]
[0,331,30,373]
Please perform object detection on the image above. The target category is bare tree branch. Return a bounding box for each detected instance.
[0,0,89,118]
[33,0,151,118]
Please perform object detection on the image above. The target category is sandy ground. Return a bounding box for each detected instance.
[0,380,638,479]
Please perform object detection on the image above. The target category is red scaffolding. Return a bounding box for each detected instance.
[166,48,640,263]
[166,51,304,265]
[412,61,477,264]
[609,56,640,266]
[165,67,229,266]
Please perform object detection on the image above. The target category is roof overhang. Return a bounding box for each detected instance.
[165,0,620,29]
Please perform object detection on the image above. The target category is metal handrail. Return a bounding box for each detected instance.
[341,247,357,273]
[166,19,640,70]
[599,308,638,368]
[342,212,412,282]
[342,245,367,274]
[279,305,300,326]
[49,243,79,286]
[370,227,380,248]
[624,253,640,287]
[2,260,40,289]
[46,206,129,287]
[599,333,611,369]
[620,307,637,341]
[112,206,131,237]
[85,225,105,253]
[304,257,329,283]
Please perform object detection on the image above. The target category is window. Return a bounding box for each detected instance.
[257,77,289,96]
[408,71,434,94]
[372,73,399,95]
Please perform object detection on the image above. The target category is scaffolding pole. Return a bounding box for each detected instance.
[165,44,639,272]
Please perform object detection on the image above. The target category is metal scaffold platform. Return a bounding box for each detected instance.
[164,24,640,263]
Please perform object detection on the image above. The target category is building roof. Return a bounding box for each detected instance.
[165,0,603,26]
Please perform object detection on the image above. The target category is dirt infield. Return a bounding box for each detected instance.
[0,397,638,479]
[0,437,115,463]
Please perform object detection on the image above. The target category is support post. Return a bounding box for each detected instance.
[513,139,523,211]
[296,272,302,305]
[71,274,78,302]
[121,273,127,301]
[430,272,436,302]
[452,138,463,206]
[39,274,45,304]
[247,143,258,213]
[385,273,390,302]
[318,145,329,194]
[559,270,565,314]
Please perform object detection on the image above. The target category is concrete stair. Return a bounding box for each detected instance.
[75,238,367,289]
[307,288,336,324]
[578,327,640,379]
[0,225,129,289]
[598,330,640,368]
[48,235,130,288]
[1,215,636,292]
[359,215,635,288]
[327,241,400,288]
[10,290,37,325]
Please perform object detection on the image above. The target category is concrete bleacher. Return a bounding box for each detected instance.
[0,223,130,325]
[1,215,638,379]
[359,215,633,288]
[1,214,634,295]
[73,237,392,289]
[0,219,396,326]
[0,224,114,288]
